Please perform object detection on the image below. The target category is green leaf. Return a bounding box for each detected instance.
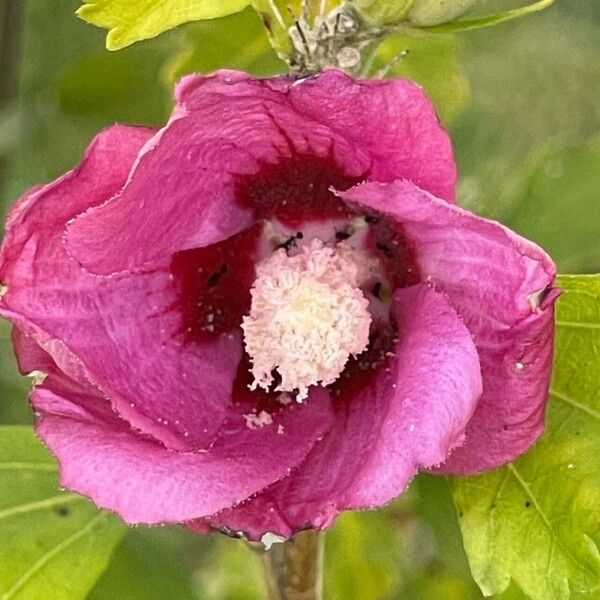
[451,275,600,599]
[420,0,554,33]
[77,0,252,50]
[0,426,126,600]
[504,140,600,273]
[364,33,470,124]
[165,7,285,84]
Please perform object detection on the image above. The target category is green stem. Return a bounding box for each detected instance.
[261,530,324,600]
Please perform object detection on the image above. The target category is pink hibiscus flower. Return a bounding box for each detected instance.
[0,70,558,540]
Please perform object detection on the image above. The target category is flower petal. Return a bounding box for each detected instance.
[66,69,455,274]
[201,284,481,539]
[338,179,558,472]
[33,372,335,524]
[287,69,456,201]
[0,126,242,450]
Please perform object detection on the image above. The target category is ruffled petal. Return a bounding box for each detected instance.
[33,372,335,524]
[338,179,558,472]
[286,69,456,201]
[66,69,455,274]
[0,126,242,450]
[201,284,481,539]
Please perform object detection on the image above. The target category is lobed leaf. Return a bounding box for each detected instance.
[0,426,125,600]
[77,0,252,50]
[452,275,600,599]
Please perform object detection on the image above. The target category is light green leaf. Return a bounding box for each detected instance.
[451,275,600,599]
[420,0,554,33]
[504,140,600,273]
[0,426,126,600]
[77,0,252,50]
[364,33,470,124]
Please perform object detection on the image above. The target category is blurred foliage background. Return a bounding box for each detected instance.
[0,1,598,598]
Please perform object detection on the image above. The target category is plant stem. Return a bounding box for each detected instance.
[261,530,324,600]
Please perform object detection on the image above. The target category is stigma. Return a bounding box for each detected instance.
[242,238,372,401]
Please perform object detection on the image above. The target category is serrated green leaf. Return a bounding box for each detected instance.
[77,0,252,50]
[451,275,600,600]
[0,426,126,600]
[364,33,470,124]
[420,0,554,33]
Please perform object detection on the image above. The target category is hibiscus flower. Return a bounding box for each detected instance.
[0,70,558,540]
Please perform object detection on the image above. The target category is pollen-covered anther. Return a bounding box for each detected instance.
[242,239,372,401]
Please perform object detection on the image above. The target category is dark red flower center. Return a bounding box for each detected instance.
[170,155,419,403]
[170,224,262,341]
[235,154,363,227]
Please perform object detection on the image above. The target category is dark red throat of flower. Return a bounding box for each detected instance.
[235,154,365,227]
[169,154,420,404]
